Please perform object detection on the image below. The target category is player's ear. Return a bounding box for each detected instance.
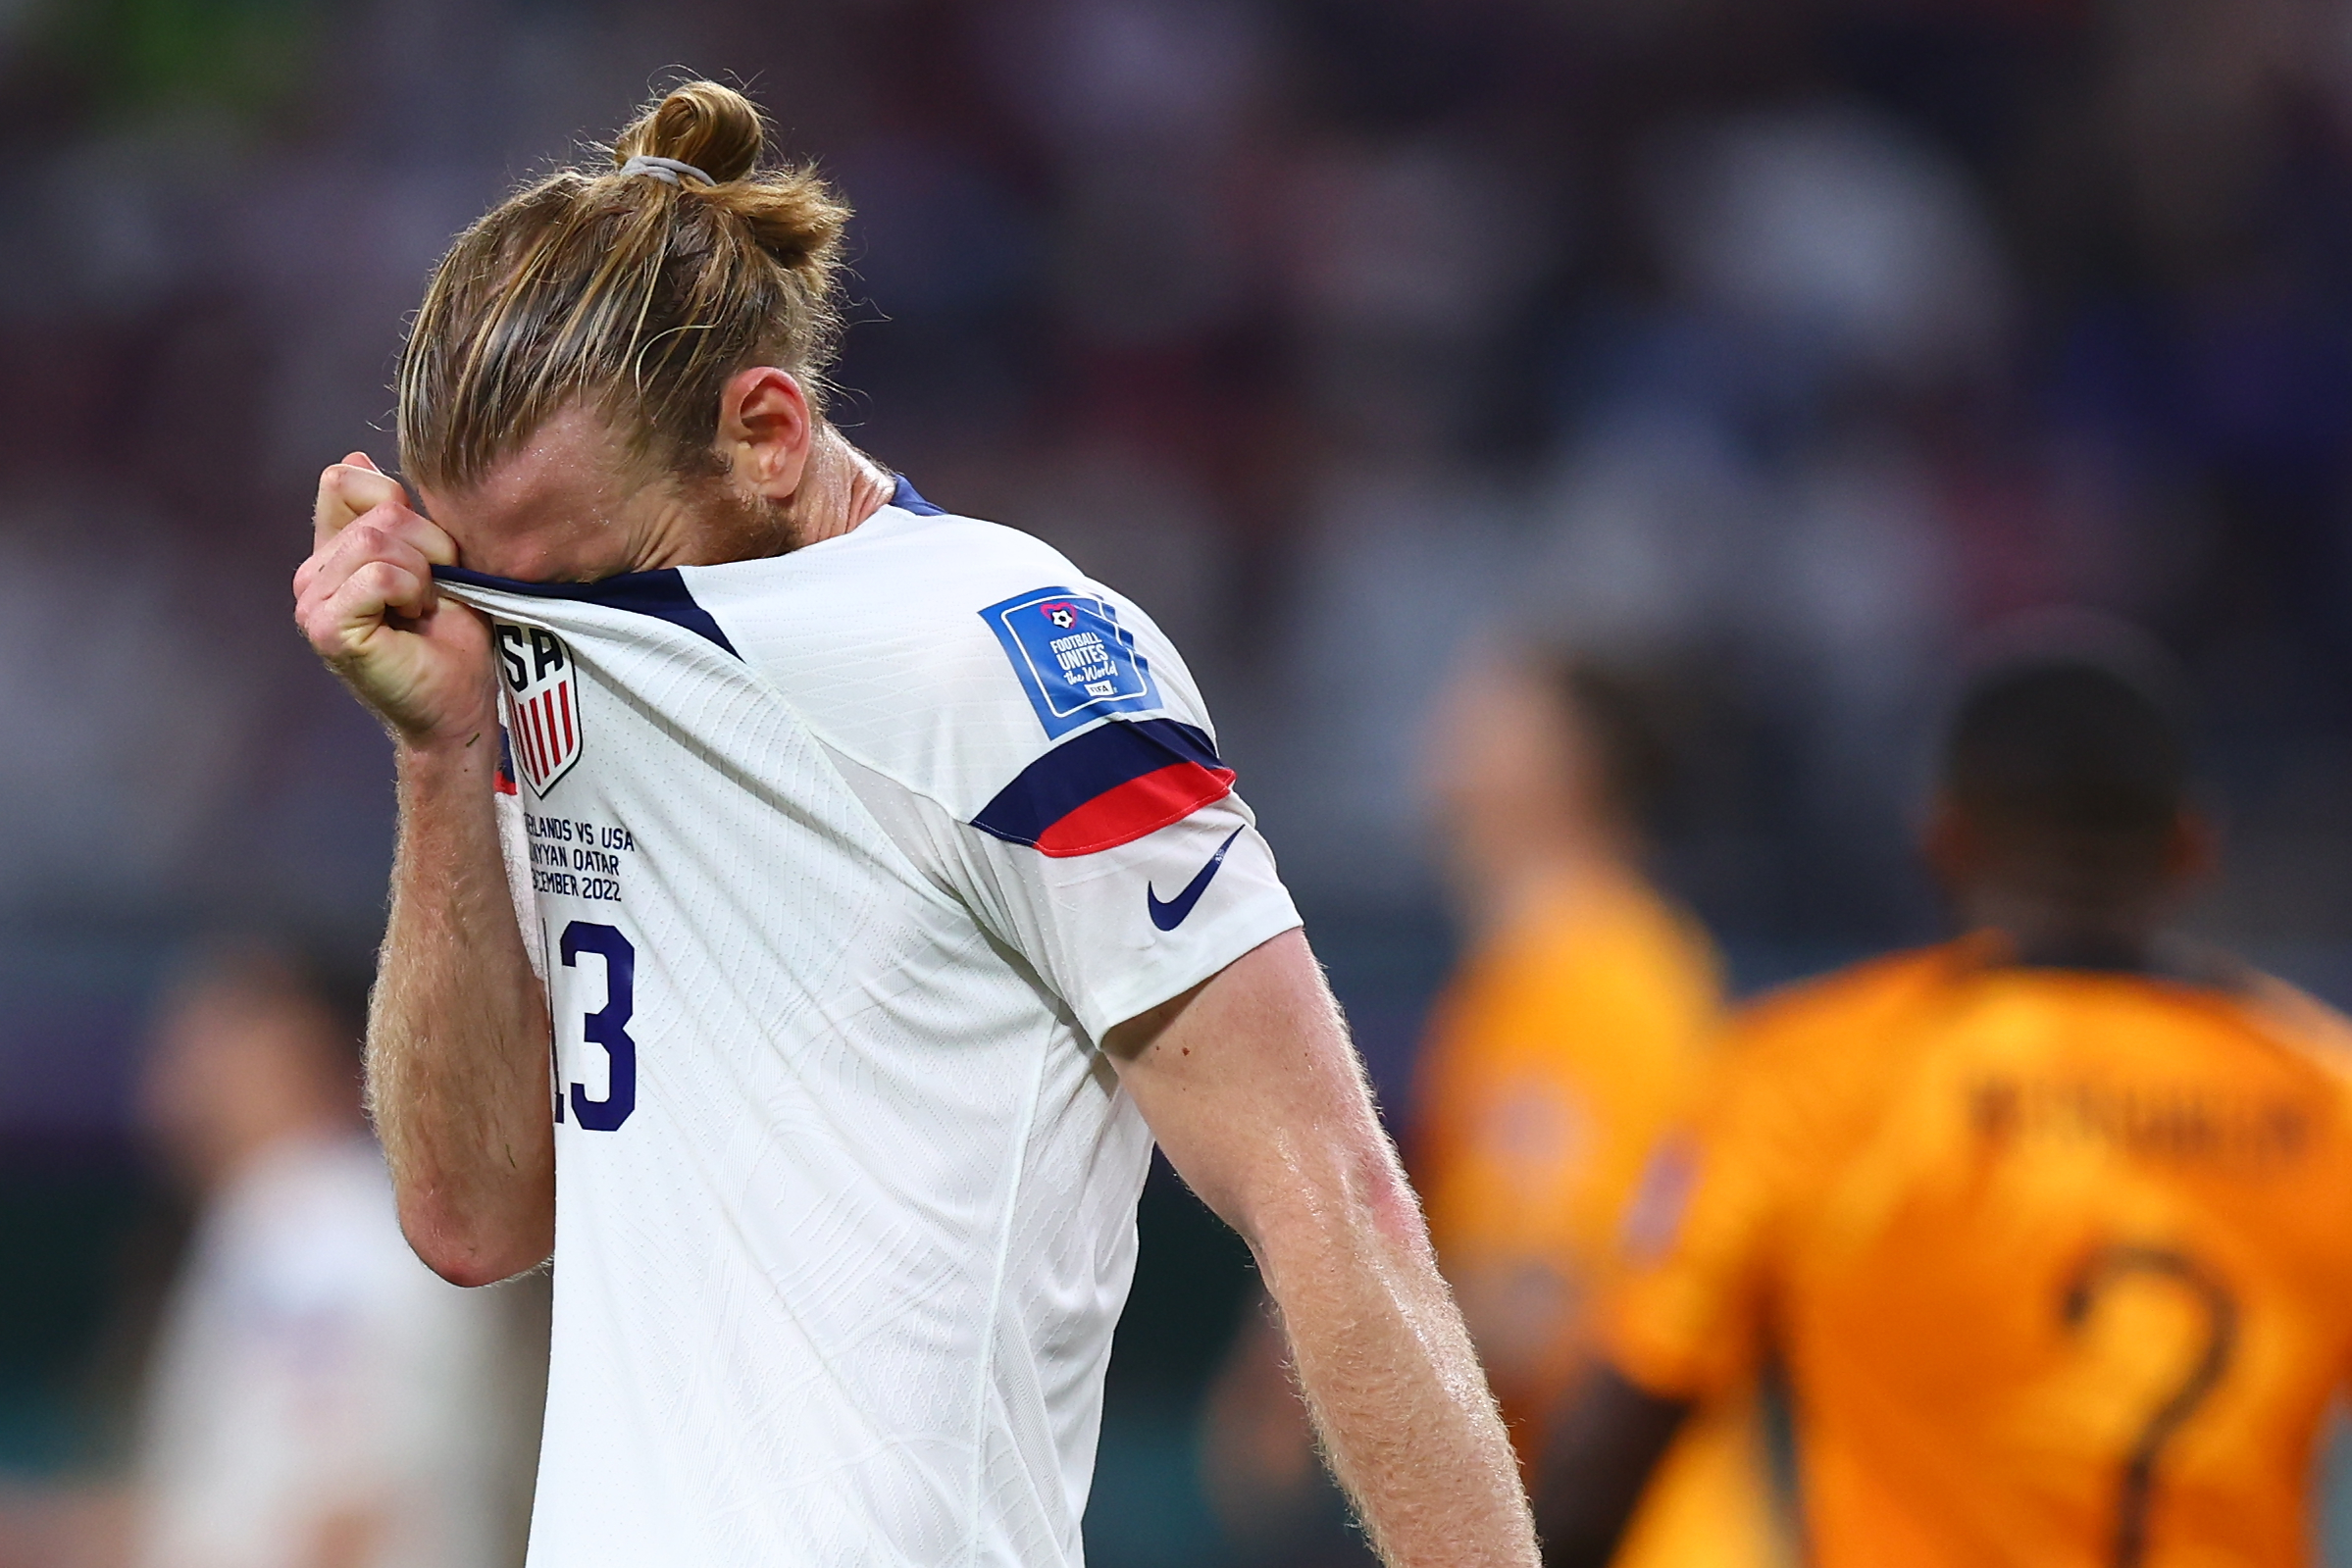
[716,366,815,500]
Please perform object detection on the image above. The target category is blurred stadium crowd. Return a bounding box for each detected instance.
[9,0,2352,1564]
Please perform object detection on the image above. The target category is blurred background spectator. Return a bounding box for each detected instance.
[9,0,2352,1563]
[127,940,537,1568]
[0,940,541,1567]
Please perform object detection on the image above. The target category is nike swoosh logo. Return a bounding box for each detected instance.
[1147,827,1247,932]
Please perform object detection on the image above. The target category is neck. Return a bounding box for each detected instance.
[639,429,895,571]
[1457,832,1637,946]
[1960,885,2164,972]
[786,428,895,551]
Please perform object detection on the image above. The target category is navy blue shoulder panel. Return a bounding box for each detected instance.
[432,565,739,657]
[892,475,946,516]
[971,717,1223,847]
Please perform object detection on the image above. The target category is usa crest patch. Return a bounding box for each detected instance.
[493,621,584,795]
[981,586,1161,739]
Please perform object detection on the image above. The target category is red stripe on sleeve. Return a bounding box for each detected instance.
[1033,763,1236,858]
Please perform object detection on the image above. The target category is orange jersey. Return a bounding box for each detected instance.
[1416,874,1787,1568]
[1604,938,2352,1568]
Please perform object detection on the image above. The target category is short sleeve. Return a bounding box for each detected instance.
[802,576,1303,1043]
[949,765,1300,1040]
[1600,1038,1810,1401]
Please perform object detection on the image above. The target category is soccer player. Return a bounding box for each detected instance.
[290,81,1535,1567]
[1415,651,1786,1568]
[1535,652,2352,1568]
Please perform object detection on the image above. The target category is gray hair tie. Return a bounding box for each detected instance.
[618,154,714,186]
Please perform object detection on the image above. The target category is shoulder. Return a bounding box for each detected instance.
[1730,941,1973,1053]
[1538,884,1722,1044]
[1596,881,1724,1017]
[689,502,1211,813]
[693,505,1089,639]
[2225,969,2352,1086]
[1706,943,1980,1122]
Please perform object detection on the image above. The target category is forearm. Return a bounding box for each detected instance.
[1257,1157,1537,1568]
[1110,934,1537,1568]
[370,735,554,1285]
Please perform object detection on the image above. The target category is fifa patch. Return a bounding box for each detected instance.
[494,621,584,795]
[981,586,1161,738]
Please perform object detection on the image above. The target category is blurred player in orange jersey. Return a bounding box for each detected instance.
[1416,649,1788,1568]
[1538,650,2352,1568]
[1200,650,1786,1565]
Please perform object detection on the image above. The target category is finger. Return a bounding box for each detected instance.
[297,506,398,598]
[313,465,398,547]
[360,557,434,621]
[296,504,447,607]
[296,500,456,599]
[336,499,457,570]
[297,523,440,608]
[394,506,458,568]
[314,459,411,548]
[303,560,432,659]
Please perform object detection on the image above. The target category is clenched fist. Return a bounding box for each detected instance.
[294,454,496,749]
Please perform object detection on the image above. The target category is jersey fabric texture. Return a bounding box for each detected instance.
[1413,875,1788,1568]
[433,481,1303,1567]
[1601,937,2352,1568]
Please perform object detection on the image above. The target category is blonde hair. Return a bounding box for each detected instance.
[397,80,851,493]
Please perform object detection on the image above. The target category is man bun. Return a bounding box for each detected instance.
[606,81,848,277]
[613,79,767,185]
[400,77,854,494]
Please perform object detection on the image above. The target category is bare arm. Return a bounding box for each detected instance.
[1104,930,1539,1568]
[293,456,553,1286]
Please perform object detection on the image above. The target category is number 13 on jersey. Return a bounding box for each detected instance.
[550,919,637,1132]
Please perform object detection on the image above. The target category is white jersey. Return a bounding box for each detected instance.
[435,480,1302,1567]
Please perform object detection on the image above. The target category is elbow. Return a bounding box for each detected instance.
[418,1247,536,1290]
[397,1198,550,1288]
[1351,1136,1429,1251]
[1243,1127,1431,1282]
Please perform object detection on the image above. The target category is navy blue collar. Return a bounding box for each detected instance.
[429,473,944,657]
[432,565,739,656]
[892,474,944,515]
